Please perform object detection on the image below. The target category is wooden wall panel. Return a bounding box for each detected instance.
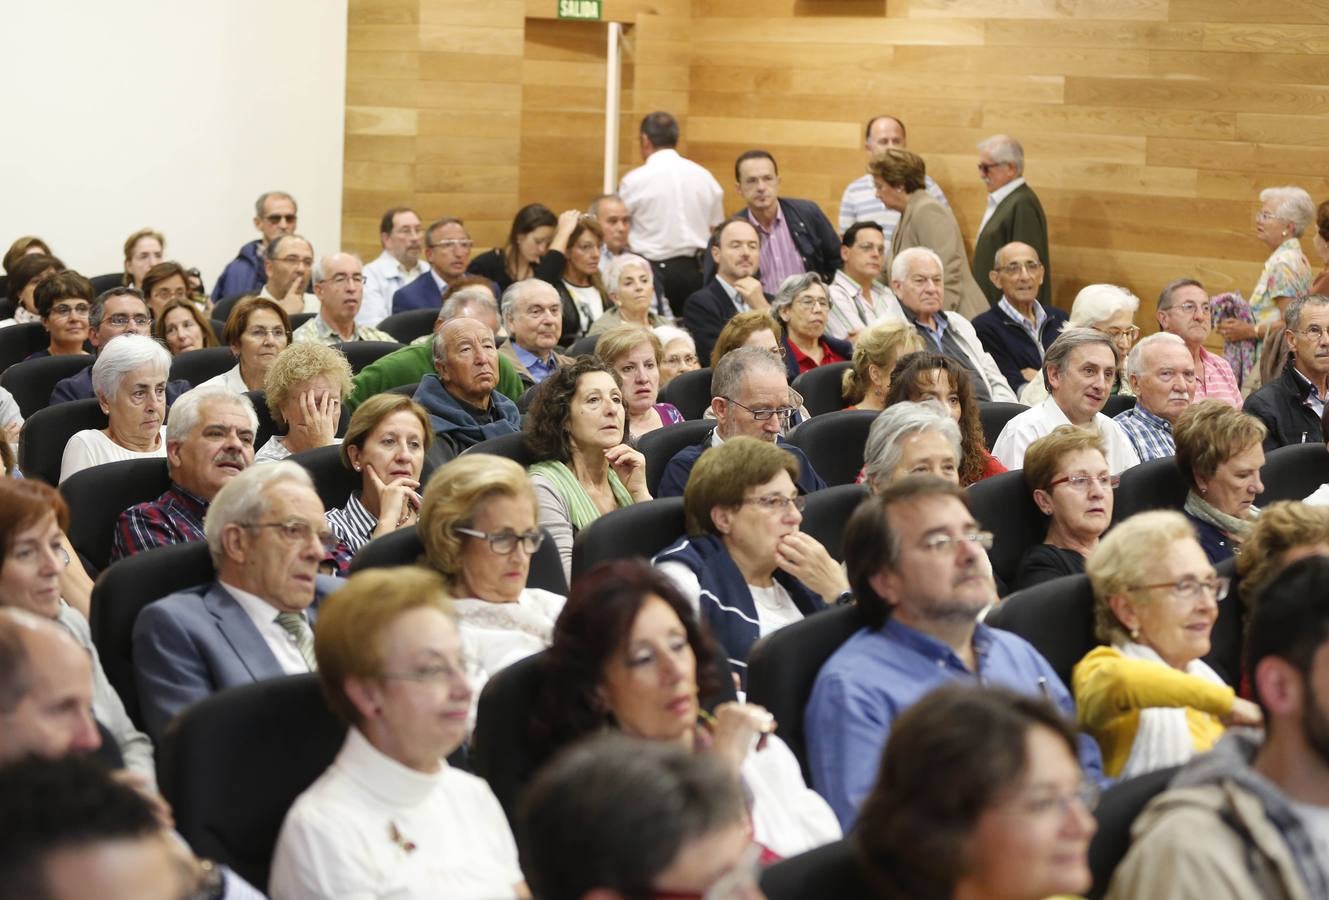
[343,1,1329,329]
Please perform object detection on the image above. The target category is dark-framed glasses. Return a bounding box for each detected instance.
[454,526,544,555]
[743,494,806,513]
[724,396,794,422]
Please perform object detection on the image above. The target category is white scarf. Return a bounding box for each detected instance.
[1118,641,1225,779]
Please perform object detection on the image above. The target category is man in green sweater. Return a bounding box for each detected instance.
[346,284,524,411]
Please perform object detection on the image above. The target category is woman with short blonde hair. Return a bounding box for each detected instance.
[1173,400,1268,562]
[270,566,526,899]
[842,321,923,410]
[595,324,683,438]
[253,342,353,463]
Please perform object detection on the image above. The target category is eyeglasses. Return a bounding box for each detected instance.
[240,519,338,551]
[919,531,994,553]
[1298,325,1329,342]
[977,162,1009,174]
[995,261,1044,276]
[1168,302,1211,318]
[380,661,468,688]
[792,297,831,311]
[724,396,795,422]
[1256,210,1280,222]
[245,327,287,341]
[105,313,152,328]
[264,213,298,224]
[328,273,366,286]
[664,352,698,368]
[1104,325,1140,341]
[743,493,806,513]
[1013,781,1101,818]
[1047,473,1119,492]
[1126,575,1230,602]
[432,239,475,251]
[454,526,545,555]
[275,255,313,267]
[50,303,91,318]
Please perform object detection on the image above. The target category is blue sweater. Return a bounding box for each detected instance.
[211,240,267,302]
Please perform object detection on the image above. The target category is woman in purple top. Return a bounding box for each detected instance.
[595,324,684,438]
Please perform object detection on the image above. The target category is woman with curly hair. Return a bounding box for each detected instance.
[524,356,653,579]
[884,351,1005,485]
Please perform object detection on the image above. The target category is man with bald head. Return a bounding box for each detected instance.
[0,609,102,765]
[293,253,394,345]
[413,316,521,461]
[972,241,1067,393]
[838,114,950,242]
[258,233,318,315]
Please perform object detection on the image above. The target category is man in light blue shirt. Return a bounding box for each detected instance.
[805,478,1106,830]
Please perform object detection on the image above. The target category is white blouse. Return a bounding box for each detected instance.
[269,728,523,900]
[454,588,566,732]
[743,733,843,858]
[59,427,167,484]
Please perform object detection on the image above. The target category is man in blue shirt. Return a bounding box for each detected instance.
[805,477,1105,829]
[495,280,572,388]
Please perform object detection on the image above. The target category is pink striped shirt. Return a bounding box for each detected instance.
[753,208,806,295]
[1193,346,1242,408]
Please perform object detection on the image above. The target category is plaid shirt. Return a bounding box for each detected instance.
[111,484,210,563]
[1114,405,1176,462]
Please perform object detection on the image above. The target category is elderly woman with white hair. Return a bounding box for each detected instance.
[59,334,170,483]
[1018,283,1140,405]
[860,400,962,492]
[588,253,664,336]
[771,272,852,380]
[653,324,700,385]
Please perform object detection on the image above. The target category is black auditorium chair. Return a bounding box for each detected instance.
[169,347,235,388]
[290,312,316,331]
[1086,766,1179,899]
[210,294,247,325]
[967,468,1048,595]
[565,333,599,357]
[639,418,712,496]
[349,525,568,595]
[659,366,712,420]
[2,354,93,417]
[786,409,877,487]
[158,674,347,890]
[984,573,1097,688]
[977,401,1026,450]
[0,320,50,371]
[801,484,868,561]
[334,340,403,374]
[89,541,215,730]
[243,390,276,451]
[377,308,436,344]
[462,431,535,467]
[761,839,871,900]
[791,361,852,418]
[18,398,106,485]
[571,497,685,579]
[288,444,362,512]
[211,319,228,339]
[1112,455,1187,525]
[1205,557,1242,685]
[387,382,420,397]
[1258,441,1329,505]
[1102,394,1136,417]
[746,604,864,782]
[88,273,124,295]
[61,458,172,575]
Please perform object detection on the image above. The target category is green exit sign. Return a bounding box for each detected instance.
[558,0,601,19]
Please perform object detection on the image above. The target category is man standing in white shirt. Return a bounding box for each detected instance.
[837,115,950,243]
[359,207,428,326]
[992,327,1140,473]
[972,134,1051,308]
[826,221,904,342]
[618,111,724,317]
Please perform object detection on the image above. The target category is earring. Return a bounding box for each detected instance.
[1130,628,1140,641]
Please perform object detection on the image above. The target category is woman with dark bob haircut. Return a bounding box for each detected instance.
[856,684,1097,900]
[884,351,1005,485]
[524,356,651,580]
[534,558,840,858]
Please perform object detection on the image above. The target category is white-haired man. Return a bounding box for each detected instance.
[293,253,395,345]
[972,135,1050,308]
[1114,332,1197,461]
[497,280,573,387]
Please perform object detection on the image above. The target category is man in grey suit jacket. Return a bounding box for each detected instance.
[972,134,1051,308]
[133,461,338,739]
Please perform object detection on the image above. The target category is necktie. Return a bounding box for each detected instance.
[275,612,317,671]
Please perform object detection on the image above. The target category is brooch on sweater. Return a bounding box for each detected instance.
[388,821,417,854]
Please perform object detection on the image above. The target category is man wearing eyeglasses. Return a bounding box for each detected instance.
[132,462,342,741]
[656,347,826,498]
[1114,332,1197,462]
[211,190,298,304]
[49,288,191,406]
[1155,278,1242,409]
[806,478,1105,830]
[293,253,394,346]
[1245,293,1329,450]
[359,207,429,326]
[390,218,491,317]
[973,242,1068,394]
[972,135,1050,308]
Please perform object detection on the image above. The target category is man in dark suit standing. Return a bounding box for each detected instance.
[132,461,339,739]
[684,217,770,366]
[972,135,1051,308]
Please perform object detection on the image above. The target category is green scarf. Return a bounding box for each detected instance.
[528,460,634,530]
[1184,489,1259,541]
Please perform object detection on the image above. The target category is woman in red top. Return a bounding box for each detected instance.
[770,273,851,380]
[885,351,1006,485]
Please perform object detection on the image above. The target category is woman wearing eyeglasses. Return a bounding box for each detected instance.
[1077,510,1263,779]
[202,295,291,393]
[269,566,527,900]
[1015,426,1115,590]
[31,271,93,360]
[654,436,846,679]
[770,273,851,380]
[653,324,700,386]
[416,453,564,728]
[1018,284,1141,405]
[1174,400,1267,564]
[588,253,664,337]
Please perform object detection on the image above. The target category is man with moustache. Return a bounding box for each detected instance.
[294,253,394,344]
[684,217,770,366]
[806,478,1105,829]
[110,386,258,561]
[1114,332,1197,461]
[1244,294,1329,450]
[359,207,428,325]
[412,317,520,463]
[972,241,1067,394]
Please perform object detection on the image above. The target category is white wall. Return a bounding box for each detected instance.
[0,0,347,289]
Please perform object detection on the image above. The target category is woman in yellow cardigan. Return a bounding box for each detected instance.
[1075,510,1263,778]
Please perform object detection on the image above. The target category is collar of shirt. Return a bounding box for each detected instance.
[749,205,785,236]
[714,276,745,312]
[330,491,377,541]
[901,303,948,348]
[219,579,313,670]
[1125,404,1173,434]
[645,148,681,167]
[985,176,1026,211]
[997,296,1046,337]
[882,617,991,675]
[311,314,361,342]
[339,726,448,807]
[1291,365,1327,415]
[371,250,426,280]
[165,482,210,518]
[511,341,556,376]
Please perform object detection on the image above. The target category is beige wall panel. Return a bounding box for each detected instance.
[890,45,1150,76]
[418,25,527,53]
[345,135,419,165]
[348,24,417,50]
[349,0,416,25]
[344,161,416,192]
[416,165,521,194]
[1065,75,1329,115]
[981,103,1237,140]
[415,137,522,165]
[1149,49,1329,82]
[1202,24,1329,53]
[345,81,420,107]
[1169,0,1329,26]
[346,50,420,80]
[417,81,522,111]
[896,0,1167,20]
[418,53,524,83]
[693,18,984,45]
[984,21,1203,50]
[1235,113,1329,146]
[420,1,526,26]
[345,106,418,136]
